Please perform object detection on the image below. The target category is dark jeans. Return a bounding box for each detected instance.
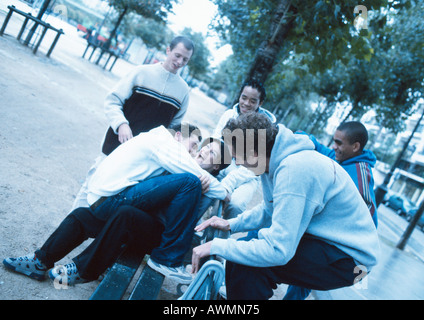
[36,173,202,279]
[225,235,358,300]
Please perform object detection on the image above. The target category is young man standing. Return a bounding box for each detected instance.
[192,113,380,300]
[72,36,195,209]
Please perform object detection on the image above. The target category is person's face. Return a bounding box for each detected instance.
[332,130,360,162]
[163,42,193,74]
[238,86,263,114]
[178,132,200,157]
[232,148,268,176]
[194,142,221,173]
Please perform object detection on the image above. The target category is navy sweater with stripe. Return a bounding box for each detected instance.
[102,62,190,155]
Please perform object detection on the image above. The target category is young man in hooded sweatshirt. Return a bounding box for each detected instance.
[191,113,380,300]
[283,121,379,300]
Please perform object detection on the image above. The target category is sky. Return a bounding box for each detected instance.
[167,0,233,67]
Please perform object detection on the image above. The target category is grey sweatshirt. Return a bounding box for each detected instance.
[211,124,380,269]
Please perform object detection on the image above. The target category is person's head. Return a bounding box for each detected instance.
[222,112,278,175]
[194,137,231,176]
[168,122,202,156]
[162,36,195,74]
[332,121,368,162]
[237,79,266,115]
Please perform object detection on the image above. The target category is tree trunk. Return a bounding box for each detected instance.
[104,6,128,50]
[244,0,295,84]
[24,0,52,45]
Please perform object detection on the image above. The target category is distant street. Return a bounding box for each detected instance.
[377,204,424,263]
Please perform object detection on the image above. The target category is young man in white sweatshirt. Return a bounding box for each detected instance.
[3,123,232,285]
[192,113,380,299]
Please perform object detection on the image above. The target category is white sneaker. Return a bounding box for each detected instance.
[147,258,193,284]
[48,262,87,286]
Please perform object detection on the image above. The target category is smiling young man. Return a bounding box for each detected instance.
[308,121,378,227]
[72,36,195,209]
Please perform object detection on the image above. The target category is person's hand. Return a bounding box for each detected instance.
[194,216,230,233]
[118,123,133,144]
[191,241,212,274]
[198,175,211,194]
[223,191,231,205]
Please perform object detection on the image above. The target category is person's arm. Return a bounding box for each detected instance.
[296,131,335,158]
[195,168,317,270]
[104,66,142,134]
[169,92,189,127]
[153,141,228,200]
[219,163,257,194]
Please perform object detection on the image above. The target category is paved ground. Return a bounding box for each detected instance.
[1,2,424,301]
[0,4,230,300]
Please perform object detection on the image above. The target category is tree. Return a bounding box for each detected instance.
[119,13,174,51]
[210,0,424,136]
[371,2,424,132]
[211,0,385,84]
[105,0,178,49]
[180,27,211,79]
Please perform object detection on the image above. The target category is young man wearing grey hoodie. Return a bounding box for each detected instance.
[192,112,380,300]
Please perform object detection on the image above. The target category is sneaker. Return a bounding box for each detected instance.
[147,258,193,284]
[3,253,47,281]
[48,262,87,286]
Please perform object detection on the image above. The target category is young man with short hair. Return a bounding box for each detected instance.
[192,113,380,300]
[283,121,379,300]
[4,123,231,285]
[72,36,195,209]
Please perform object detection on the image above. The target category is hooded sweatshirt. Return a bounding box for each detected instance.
[309,135,378,227]
[211,124,380,269]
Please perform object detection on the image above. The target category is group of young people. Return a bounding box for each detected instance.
[3,36,380,300]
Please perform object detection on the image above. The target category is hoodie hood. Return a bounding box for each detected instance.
[268,124,315,176]
[340,149,377,167]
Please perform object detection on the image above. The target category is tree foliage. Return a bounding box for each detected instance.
[208,0,424,134]
[107,0,177,22]
[104,0,178,48]
[179,27,211,78]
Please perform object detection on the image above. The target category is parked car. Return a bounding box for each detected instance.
[384,194,417,216]
[406,208,424,232]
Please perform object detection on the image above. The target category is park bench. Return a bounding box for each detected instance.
[0,5,64,57]
[90,200,226,300]
[82,40,120,71]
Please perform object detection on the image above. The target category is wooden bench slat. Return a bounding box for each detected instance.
[89,250,144,300]
[128,265,165,300]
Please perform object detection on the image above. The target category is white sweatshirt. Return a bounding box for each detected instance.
[87,126,227,205]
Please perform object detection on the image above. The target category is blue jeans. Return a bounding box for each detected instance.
[92,173,202,267]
